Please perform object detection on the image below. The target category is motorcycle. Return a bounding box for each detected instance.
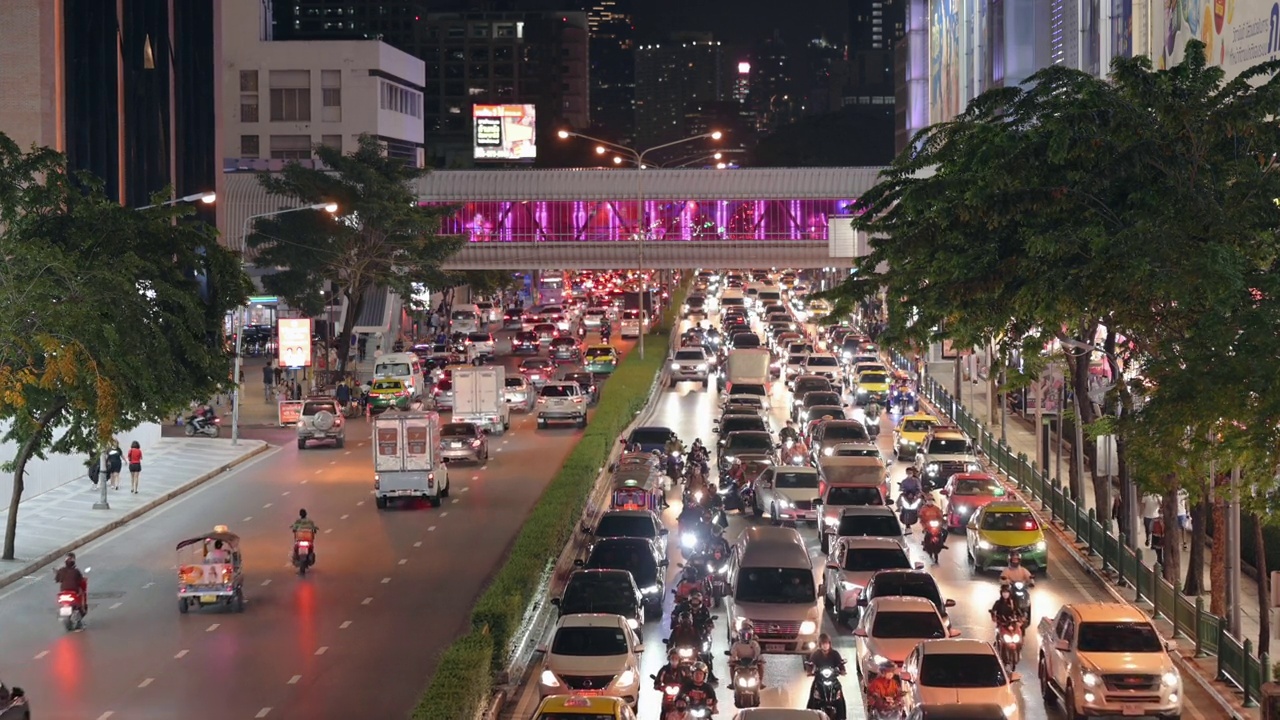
[679,521,709,558]
[804,663,848,720]
[667,452,685,480]
[682,700,714,719]
[997,622,1023,671]
[1005,581,1032,625]
[782,439,808,466]
[862,403,883,437]
[184,414,222,438]
[729,655,763,708]
[292,537,315,575]
[922,520,946,564]
[890,389,918,414]
[867,695,906,720]
[57,589,85,632]
[650,674,684,716]
[897,491,922,530]
[690,550,729,604]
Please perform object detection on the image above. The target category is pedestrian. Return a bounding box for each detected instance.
[357,335,368,362]
[262,362,274,402]
[1141,494,1161,547]
[1176,488,1190,549]
[105,444,123,491]
[273,363,283,386]
[127,441,143,494]
[292,381,302,401]
[335,379,351,411]
[1150,513,1165,567]
[86,453,101,487]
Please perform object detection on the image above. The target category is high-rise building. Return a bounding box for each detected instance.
[801,36,849,116]
[0,0,217,210]
[421,10,589,167]
[749,34,795,134]
[581,0,636,142]
[634,33,724,147]
[268,1,427,53]
[733,61,751,104]
[846,0,905,155]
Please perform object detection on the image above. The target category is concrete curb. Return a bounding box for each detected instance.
[0,440,273,593]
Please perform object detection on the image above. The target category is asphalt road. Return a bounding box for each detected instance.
[0,323,633,720]
[507,314,1222,720]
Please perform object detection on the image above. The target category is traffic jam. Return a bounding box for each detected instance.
[522,270,1187,720]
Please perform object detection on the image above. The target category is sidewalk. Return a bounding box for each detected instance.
[930,365,1263,717]
[0,437,269,590]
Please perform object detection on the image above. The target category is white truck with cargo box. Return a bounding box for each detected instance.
[450,366,510,435]
[720,348,773,393]
[372,410,451,508]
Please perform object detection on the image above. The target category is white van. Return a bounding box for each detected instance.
[726,526,822,654]
[450,304,482,333]
[373,352,426,398]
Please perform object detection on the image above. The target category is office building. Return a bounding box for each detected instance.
[268,1,426,50]
[634,33,724,147]
[0,0,217,210]
[749,34,796,134]
[581,0,636,142]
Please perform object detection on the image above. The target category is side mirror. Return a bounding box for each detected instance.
[634,643,646,654]
[1054,638,1070,652]
[658,528,669,536]
[914,562,925,570]
[900,672,915,683]
[659,559,669,567]
[948,628,962,638]
[723,650,732,657]
[940,488,950,496]
[1010,672,1023,683]
[534,645,548,654]
[661,637,671,646]
[581,524,593,534]
[944,599,956,608]
[573,559,584,567]
[826,563,840,572]
[9,688,22,698]
[1165,639,1179,652]
[550,598,561,607]
[857,595,869,607]
[853,628,868,637]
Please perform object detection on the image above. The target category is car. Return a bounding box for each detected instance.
[512,330,541,355]
[587,509,669,558]
[791,374,834,411]
[905,704,1009,720]
[520,358,557,387]
[811,419,871,462]
[902,639,1023,720]
[824,442,886,465]
[753,466,821,524]
[537,381,588,428]
[550,313,572,332]
[853,596,958,680]
[368,378,412,412]
[536,613,644,706]
[502,306,524,329]
[431,378,454,410]
[965,501,1048,573]
[584,345,619,374]
[683,295,709,318]
[581,307,609,330]
[549,336,583,362]
[504,375,536,412]
[723,397,770,418]
[466,331,496,359]
[822,536,918,623]
[534,695,638,720]
[804,353,843,384]
[795,391,844,423]
[296,395,346,449]
[853,368,892,405]
[559,370,601,405]
[729,711,828,720]
[894,413,940,460]
[718,430,777,471]
[784,351,810,383]
[823,506,906,554]
[669,347,712,387]
[857,570,957,630]
[577,537,667,613]
[915,426,981,490]
[553,569,646,637]
[533,322,560,345]
[941,472,1006,531]
[731,332,762,350]
[626,425,676,454]
[438,421,488,464]
[714,413,770,449]
[619,309,647,338]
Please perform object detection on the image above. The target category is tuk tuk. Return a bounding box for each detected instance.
[176,526,245,614]
[611,470,663,511]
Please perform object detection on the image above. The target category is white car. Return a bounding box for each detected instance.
[537,613,644,706]
[853,596,958,680]
[784,352,810,382]
[804,353,844,384]
[903,639,1023,720]
[822,537,919,623]
[753,466,821,523]
[504,375,535,411]
[582,307,608,329]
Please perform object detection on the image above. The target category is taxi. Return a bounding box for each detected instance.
[533,694,637,720]
[893,412,939,460]
[853,368,892,406]
[583,345,619,374]
[940,472,1006,530]
[965,501,1048,573]
[367,378,412,411]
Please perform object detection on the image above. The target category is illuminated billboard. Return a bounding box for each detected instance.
[473,104,537,161]
[277,318,312,368]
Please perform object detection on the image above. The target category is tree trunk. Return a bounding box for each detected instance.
[4,399,68,560]
[334,282,369,374]
[1255,513,1270,655]
[1162,487,1181,584]
[1208,477,1227,613]
[1186,489,1209,596]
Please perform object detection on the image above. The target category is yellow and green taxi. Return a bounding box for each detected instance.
[534,695,637,720]
[966,500,1048,574]
[893,412,939,460]
[368,378,412,411]
[854,368,892,405]
[583,344,619,374]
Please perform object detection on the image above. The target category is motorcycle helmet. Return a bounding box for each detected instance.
[682,565,701,583]
[676,610,694,627]
[668,647,681,663]
[691,662,709,681]
[1009,552,1022,566]
[689,590,705,607]
[879,659,899,676]
[740,620,755,641]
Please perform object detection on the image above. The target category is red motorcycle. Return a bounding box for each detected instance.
[922,519,946,564]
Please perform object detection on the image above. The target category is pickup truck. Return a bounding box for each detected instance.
[1037,602,1182,719]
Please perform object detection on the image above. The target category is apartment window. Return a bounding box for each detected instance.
[447,26,465,38]
[269,135,312,160]
[240,135,260,158]
[321,134,342,152]
[240,94,259,122]
[495,23,515,38]
[239,70,259,92]
[470,23,489,38]
[269,70,311,122]
[321,70,342,123]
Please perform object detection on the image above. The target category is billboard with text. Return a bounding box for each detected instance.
[473,104,537,161]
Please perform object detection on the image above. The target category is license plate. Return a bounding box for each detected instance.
[59,606,72,617]
[1121,704,1144,716]
[765,643,786,652]
[200,594,218,603]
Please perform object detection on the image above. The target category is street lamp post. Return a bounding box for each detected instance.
[135,191,217,211]
[232,202,339,445]
[558,130,722,359]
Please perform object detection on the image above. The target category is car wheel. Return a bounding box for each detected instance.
[297,439,306,450]
[375,496,388,509]
[1038,654,1055,704]
[770,503,780,526]
[335,437,344,449]
[1065,683,1085,720]
[537,419,547,429]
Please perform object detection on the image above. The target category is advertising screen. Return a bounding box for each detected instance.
[277,318,312,368]
[473,104,537,161]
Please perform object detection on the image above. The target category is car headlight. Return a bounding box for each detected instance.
[1162,671,1180,686]
[617,669,637,687]
[540,669,560,687]
[799,620,817,635]
[872,654,890,667]
[926,464,939,475]
[956,505,969,515]
[823,447,834,456]
[857,388,868,394]
[627,617,639,629]
[1035,540,1047,551]
[696,364,708,371]
[966,462,981,472]
[978,539,992,550]
[1002,703,1018,718]
[723,455,735,464]
[824,516,839,526]
[777,498,790,508]
[1082,672,1101,688]
[670,362,679,370]
[642,584,659,594]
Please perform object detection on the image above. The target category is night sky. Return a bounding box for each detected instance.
[632,0,848,46]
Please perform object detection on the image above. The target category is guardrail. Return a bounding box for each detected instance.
[890,352,1272,707]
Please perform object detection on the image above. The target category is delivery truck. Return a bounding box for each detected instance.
[372,410,451,508]
[450,366,510,435]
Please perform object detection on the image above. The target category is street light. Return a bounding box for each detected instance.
[231,202,339,445]
[560,130,722,359]
[135,191,217,210]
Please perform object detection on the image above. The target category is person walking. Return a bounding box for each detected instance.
[335,379,351,412]
[1140,493,1161,547]
[86,453,101,488]
[1150,511,1166,567]
[262,362,274,403]
[105,444,123,491]
[127,441,143,494]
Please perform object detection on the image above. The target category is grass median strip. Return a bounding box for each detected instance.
[412,328,673,720]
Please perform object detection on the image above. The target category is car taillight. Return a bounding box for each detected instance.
[427,472,434,489]
[572,396,583,403]
[471,439,482,447]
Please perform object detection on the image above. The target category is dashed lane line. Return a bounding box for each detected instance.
[287,675,301,685]
[262,579,272,586]
[428,526,437,532]
[339,620,352,629]
[315,646,328,655]
[109,602,122,610]
[206,623,219,632]
[413,541,423,547]
[440,512,449,517]
[255,709,272,718]
[362,597,373,605]
[34,650,47,660]
[380,577,391,584]
[243,516,253,522]
[263,503,273,509]
[340,514,349,520]
[138,678,154,688]
[95,713,114,720]
[282,491,290,496]
[174,650,188,659]
[398,559,408,565]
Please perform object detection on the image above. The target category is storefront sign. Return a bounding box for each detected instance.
[278,318,312,368]
[278,400,304,426]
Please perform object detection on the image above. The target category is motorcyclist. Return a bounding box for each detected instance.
[600,322,612,342]
[679,662,719,714]
[679,498,709,535]
[54,553,88,617]
[999,551,1035,587]
[674,564,706,603]
[806,634,848,717]
[989,585,1023,629]
[686,590,714,637]
[668,611,703,654]
[864,660,905,714]
[704,524,731,559]
[779,420,801,443]
[784,434,810,463]
[728,620,766,687]
[654,647,687,689]
[898,466,923,497]
[919,493,945,529]
[665,433,686,457]
[291,508,318,563]
[189,404,217,432]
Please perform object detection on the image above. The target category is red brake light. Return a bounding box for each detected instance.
[58,592,76,602]
[298,541,311,547]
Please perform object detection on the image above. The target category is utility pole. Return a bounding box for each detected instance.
[1229,465,1243,638]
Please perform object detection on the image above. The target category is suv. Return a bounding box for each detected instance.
[669,347,712,387]
[822,506,905,554]
[916,426,981,490]
[559,371,601,406]
[296,396,345,449]
[438,421,488,464]
[553,569,646,638]
[549,336,582,362]
[537,381,588,429]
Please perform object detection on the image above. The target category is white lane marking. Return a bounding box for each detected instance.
[206,623,220,632]
[398,559,408,565]
[502,440,509,445]
[461,487,471,493]
[174,650,189,659]
[324,528,333,534]
[138,678,154,688]
[142,582,154,589]
[339,620,352,629]
[356,501,365,506]
[282,491,290,496]
[263,502,273,508]
[300,480,308,485]
[471,475,479,481]
[262,579,272,586]
[34,650,48,659]
[362,597,373,605]
[287,675,302,685]
[95,713,114,720]
[452,498,460,504]
[440,512,449,517]
[284,562,292,568]
[345,451,351,455]
[413,541,423,547]
[314,470,322,474]
[428,526,437,532]
[340,514,349,520]
[329,461,336,465]
[255,709,272,718]
[380,577,391,584]
[495,448,502,453]
[109,602,122,610]
[243,516,253,522]
[315,646,328,655]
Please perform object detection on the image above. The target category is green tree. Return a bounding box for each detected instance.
[247,135,463,371]
[0,135,250,559]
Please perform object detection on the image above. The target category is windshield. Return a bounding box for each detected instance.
[805,393,842,407]
[773,472,820,489]
[721,417,765,433]
[721,297,744,306]
[859,373,888,384]
[928,438,972,454]
[505,378,526,388]
[372,380,403,391]
[629,428,672,445]
[870,576,942,607]
[622,310,642,319]
[441,423,474,435]
[687,297,706,306]
[562,578,635,610]
[902,420,935,433]
[586,349,614,359]
[595,515,657,538]
[843,548,911,571]
[586,544,655,582]
[728,434,774,451]
[1076,622,1164,653]
[955,479,1002,495]
[835,447,880,458]
[982,512,1038,532]
[302,402,336,415]
[675,351,705,361]
[468,333,491,342]
[823,425,868,441]
[523,360,553,370]
[808,356,840,367]
[789,345,813,355]
[872,611,945,639]
[827,486,885,505]
[451,310,476,320]
[550,626,630,657]
[839,515,902,537]
[795,381,832,396]
[920,653,1007,688]
[733,384,767,397]
[734,568,815,604]
[376,363,411,377]
[542,385,576,398]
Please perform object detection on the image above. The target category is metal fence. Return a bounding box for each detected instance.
[891,353,1272,707]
